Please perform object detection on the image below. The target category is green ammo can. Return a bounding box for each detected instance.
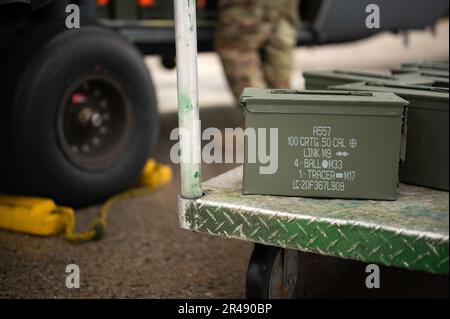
[304,70,449,90]
[401,61,449,71]
[240,88,409,200]
[392,67,450,77]
[303,70,407,90]
[330,82,449,191]
[397,72,449,88]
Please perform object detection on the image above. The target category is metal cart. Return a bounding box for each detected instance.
[173,0,449,299]
[179,167,449,298]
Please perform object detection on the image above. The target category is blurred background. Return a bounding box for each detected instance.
[151,19,449,112]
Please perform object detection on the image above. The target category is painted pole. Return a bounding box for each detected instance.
[174,0,203,199]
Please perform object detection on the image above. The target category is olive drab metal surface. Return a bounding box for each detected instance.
[396,61,449,73]
[303,70,408,90]
[240,88,409,200]
[402,61,449,71]
[330,82,450,191]
[399,71,450,88]
[392,67,450,77]
[303,69,449,90]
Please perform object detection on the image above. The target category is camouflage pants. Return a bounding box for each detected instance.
[215,0,300,101]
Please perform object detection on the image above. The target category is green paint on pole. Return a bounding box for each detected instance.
[180,92,194,113]
[188,0,195,33]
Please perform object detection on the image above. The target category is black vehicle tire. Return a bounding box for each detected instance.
[0,0,31,28]
[0,22,159,207]
[246,244,299,299]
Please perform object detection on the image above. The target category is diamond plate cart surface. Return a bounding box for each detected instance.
[180,167,449,275]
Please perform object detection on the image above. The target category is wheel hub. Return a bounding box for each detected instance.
[78,107,104,128]
[57,74,134,172]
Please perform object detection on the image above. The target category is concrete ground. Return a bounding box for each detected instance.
[0,21,448,299]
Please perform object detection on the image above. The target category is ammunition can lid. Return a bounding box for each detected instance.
[392,68,450,78]
[240,88,408,116]
[330,82,449,111]
[401,61,449,71]
[397,72,450,87]
[303,70,401,81]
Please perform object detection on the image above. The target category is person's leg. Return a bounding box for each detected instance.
[262,0,300,89]
[215,0,271,101]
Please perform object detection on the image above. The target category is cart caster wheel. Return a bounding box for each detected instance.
[246,244,299,299]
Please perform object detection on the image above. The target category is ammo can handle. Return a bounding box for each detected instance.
[271,89,373,97]
[366,81,449,93]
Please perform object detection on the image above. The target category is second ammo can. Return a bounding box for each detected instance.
[391,67,450,77]
[330,82,449,191]
[240,88,409,200]
[303,70,406,90]
[303,70,449,90]
[401,61,449,71]
[397,72,449,89]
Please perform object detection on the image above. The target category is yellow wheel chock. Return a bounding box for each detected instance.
[0,160,172,242]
